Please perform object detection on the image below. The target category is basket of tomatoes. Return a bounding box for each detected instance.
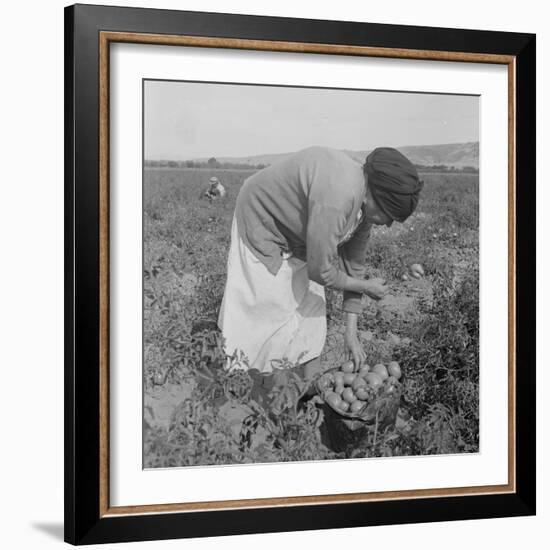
[315,359,403,453]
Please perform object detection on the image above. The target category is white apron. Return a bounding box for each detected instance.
[218,217,327,373]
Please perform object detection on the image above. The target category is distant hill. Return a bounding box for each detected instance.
[191,142,479,170]
[352,142,479,169]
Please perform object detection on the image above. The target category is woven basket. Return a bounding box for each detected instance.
[315,366,403,453]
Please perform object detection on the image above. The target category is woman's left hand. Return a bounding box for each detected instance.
[344,331,366,369]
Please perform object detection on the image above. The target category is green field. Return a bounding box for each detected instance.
[143,167,479,467]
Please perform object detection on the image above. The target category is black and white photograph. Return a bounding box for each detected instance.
[0,0,543,545]
[142,80,480,467]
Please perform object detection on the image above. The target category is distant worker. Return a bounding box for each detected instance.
[202,176,226,201]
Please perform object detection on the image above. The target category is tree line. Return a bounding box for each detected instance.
[144,157,478,174]
[144,157,268,170]
[415,164,478,173]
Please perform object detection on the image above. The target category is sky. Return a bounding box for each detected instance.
[144,80,479,161]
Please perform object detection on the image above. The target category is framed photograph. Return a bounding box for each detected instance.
[64,3,536,545]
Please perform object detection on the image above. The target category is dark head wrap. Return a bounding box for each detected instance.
[364,147,423,223]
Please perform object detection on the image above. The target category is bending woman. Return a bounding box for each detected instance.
[218,146,422,383]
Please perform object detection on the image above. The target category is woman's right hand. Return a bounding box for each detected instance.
[363,278,389,300]
[344,330,366,369]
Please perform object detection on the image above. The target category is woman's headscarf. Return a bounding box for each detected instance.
[364,147,423,223]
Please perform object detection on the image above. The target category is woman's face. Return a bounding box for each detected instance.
[363,186,393,227]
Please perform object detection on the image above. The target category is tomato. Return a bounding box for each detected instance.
[355,387,370,401]
[372,364,389,380]
[341,360,355,373]
[410,263,425,276]
[325,392,342,409]
[343,373,356,386]
[350,400,365,413]
[387,361,402,379]
[365,372,383,389]
[152,372,164,385]
[339,401,350,412]
[333,372,345,386]
[352,376,367,391]
[342,387,356,403]
[359,365,371,377]
[334,384,345,396]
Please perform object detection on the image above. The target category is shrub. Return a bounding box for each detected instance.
[395,267,479,452]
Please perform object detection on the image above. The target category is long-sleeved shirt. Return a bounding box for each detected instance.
[234,146,371,314]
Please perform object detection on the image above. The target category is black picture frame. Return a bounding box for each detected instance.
[65,3,536,545]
